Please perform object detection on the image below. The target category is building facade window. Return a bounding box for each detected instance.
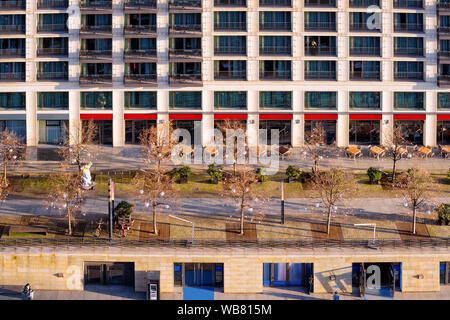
[37,92,68,110]
[305,120,336,144]
[349,61,380,80]
[304,61,336,80]
[0,92,25,110]
[349,120,380,145]
[304,36,336,56]
[394,37,423,56]
[393,92,424,109]
[394,61,424,80]
[437,121,450,145]
[80,92,112,110]
[169,91,202,109]
[305,91,336,109]
[125,120,156,144]
[263,263,313,286]
[349,36,381,56]
[349,92,381,109]
[214,11,246,30]
[38,120,68,144]
[438,93,450,109]
[259,91,292,109]
[124,92,156,109]
[214,36,246,55]
[214,91,247,109]
[304,12,336,31]
[259,36,291,55]
[174,263,224,287]
[259,120,292,145]
[0,120,26,139]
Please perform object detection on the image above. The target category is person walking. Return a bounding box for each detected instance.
[307,274,314,295]
[333,291,340,300]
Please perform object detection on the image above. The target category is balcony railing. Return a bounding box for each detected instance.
[349,71,380,80]
[394,72,423,80]
[80,25,112,33]
[259,0,291,6]
[124,49,157,57]
[0,25,25,33]
[304,22,336,31]
[304,46,336,56]
[259,22,291,31]
[349,0,379,7]
[394,23,423,32]
[394,47,424,56]
[349,47,381,56]
[37,24,68,32]
[304,0,336,6]
[214,70,247,80]
[259,46,291,55]
[79,50,112,58]
[349,22,380,32]
[0,0,25,9]
[259,70,291,80]
[80,0,112,9]
[79,74,113,84]
[394,0,423,8]
[438,75,450,82]
[123,0,157,9]
[169,24,202,32]
[124,24,157,33]
[169,48,202,57]
[37,72,68,81]
[37,48,68,56]
[438,0,450,8]
[169,0,201,8]
[0,48,25,57]
[214,22,246,31]
[214,0,246,6]
[439,26,450,33]
[0,72,25,81]
[304,71,336,80]
[214,46,246,55]
[169,73,202,83]
[438,50,450,57]
[37,0,69,9]
[124,74,157,83]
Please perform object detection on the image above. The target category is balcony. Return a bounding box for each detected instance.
[169,73,202,86]
[80,25,112,34]
[439,26,450,33]
[37,72,68,81]
[349,0,379,7]
[349,71,380,80]
[0,25,25,34]
[169,48,202,59]
[37,48,68,56]
[214,70,247,80]
[79,74,112,86]
[259,46,291,55]
[0,48,25,58]
[304,22,336,31]
[349,22,380,32]
[0,0,25,9]
[37,24,68,33]
[259,22,291,31]
[305,46,336,56]
[123,0,157,10]
[304,0,336,6]
[438,75,450,87]
[214,22,246,31]
[37,0,69,9]
[394,0,423,8]
[0,72,25,81]
[438,0,450,9]
[214,0,246,6]
[169,0,201,9]
[259,70,291,80]
[124,24,157,35]
[394,23,423,32]
[304,71,336,80]
[394,47,424,56]
[124,73,157,86]
[394,72,423,81]
[439,50,450,58]
[350,47,381,56]
[259,0,291,7]
[80,0,112,10]
[170,24,202,33]
[124,48,157,60]
[79,50,112,60]
[214,46,246,55]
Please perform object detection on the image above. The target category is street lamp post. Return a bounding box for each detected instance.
[281,180,285,224]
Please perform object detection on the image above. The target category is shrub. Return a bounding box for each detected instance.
[367,167,383,184]
[256,167,268,183]
[115,201,134,219]
[207,163,223,183]
[286,165,301,181]
[436,203,450,224]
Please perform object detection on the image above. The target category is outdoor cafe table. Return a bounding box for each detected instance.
[346,146,361,158]
[369,146,385,159]
[442,145,450,154]
[417,146,432,158]
[396,146,408,157]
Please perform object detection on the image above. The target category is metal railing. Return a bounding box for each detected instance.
[259,46,291,55]
[439,26,450,33]
[259,22,291,31]
[124,49,157,57]
[169,48,202,56]
[79,74,112,83]
[349,71,381,80]
[124,74,157,82]
[259,70,291,80]
[0,48,25,57]
[304,0,336,6]
[79,49,112,58]
[394,0,423,8]
[169,24,202,32]
[37,0,69,9]
[37,48,68,56]
[350,47,381,56]
[304,46,336,56]
[438,75,450,82]
[304,22,336,31]
[37,24,68,32]
[349,0,379,7]
[37,71,68,80]
[80,0,112,9]
[124,0,157,8]
[0,237,448,250]
[259,0,291,6]
[394,71,424,80]
[0,24,25,33]
[394,23,423,32]
[169,0,201,8]
[214,22,246,31]
[214,0,246,6]
[214,46,246,55]
[349,22,380,31]
[0,0,25,9]
[305,70,336,80]
[169,73,202,82]
[438,0,450,8]
[80,25,112,33]
[214,70,247,80]
[124,24,157,33]
[0,72,25,81]
[438,50,450,57]
[394,47,424,56]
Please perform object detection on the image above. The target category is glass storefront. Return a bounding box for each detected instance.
[38,120,68,144]
[125,120,156,145]
[349,120,380,145]
[172,120,201,146]
[174,263,224,287]
[437,120,450,145]
[259,120,291,146]
[304,120,336,144]
[83,120,112,145]
[263,263,313,286]
[395,120,424,145]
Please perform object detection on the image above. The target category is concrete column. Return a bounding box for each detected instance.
[68,0,80,82]
[25,1,36,83]
[381,91,393,146]
[112,91,124,147]
[424,0,438,84]
[424,91,437,146]
[202,90,213,146]
[157,0,169,87]
[337,91,348,147]
[112,0,124,85]
[292,90,302,147]
[247,90,258,147]
[25,91,37,146]
[69,90,81,145]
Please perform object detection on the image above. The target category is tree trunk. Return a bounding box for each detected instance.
[240,203,245,235]
[326,206,332,235]
[152,202,158,235]
[67,206,72,236]
[412,205,417,235]
[2,159,6,186]
[392,157,397,183]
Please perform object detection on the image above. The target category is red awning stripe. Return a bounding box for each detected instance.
[259,114,293,120]
[304,114,338,120]
[124,114,157,120]
[349,114,382,120]
[437,114,450,120]
[169,114,202,120]
[393,114,426,120]
[214,114,248,120]
[80,114,113,120]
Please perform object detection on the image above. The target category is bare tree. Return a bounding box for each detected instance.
[216,119,248,172]
[303,122,328,174]
[58,120,98,172]
[383,124,411,183]
[46,166,85,236]
[311,169,357,234]
[396,168,437,234]
[0,129,24,187]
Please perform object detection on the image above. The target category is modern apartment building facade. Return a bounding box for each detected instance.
[0,0,449,148]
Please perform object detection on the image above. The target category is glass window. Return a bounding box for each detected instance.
[38,92,68,110]
[214,91,247,109]
[349,120,380,145]
[0,93,25,110]
[259,92,292,109]
[0,120,26,139]
[305,120,336,144]
[124,92,156,109]
[394,92,424,109]
[349,92,381,109]
[438,93,450,109]
[169,91,202,109]
[305,92,336,109]
[80,92,112,109]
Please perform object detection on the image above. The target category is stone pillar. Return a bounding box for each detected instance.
[157,0,169,87]
[247,90,258,147]
[336,92,348,147]
[292,90,302,147]
[112,91,124,147]
[202,90,213,146]
[69,90,81,145]
[25,91,37,146]
[381,91,393,146]
[424,91,437,146]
